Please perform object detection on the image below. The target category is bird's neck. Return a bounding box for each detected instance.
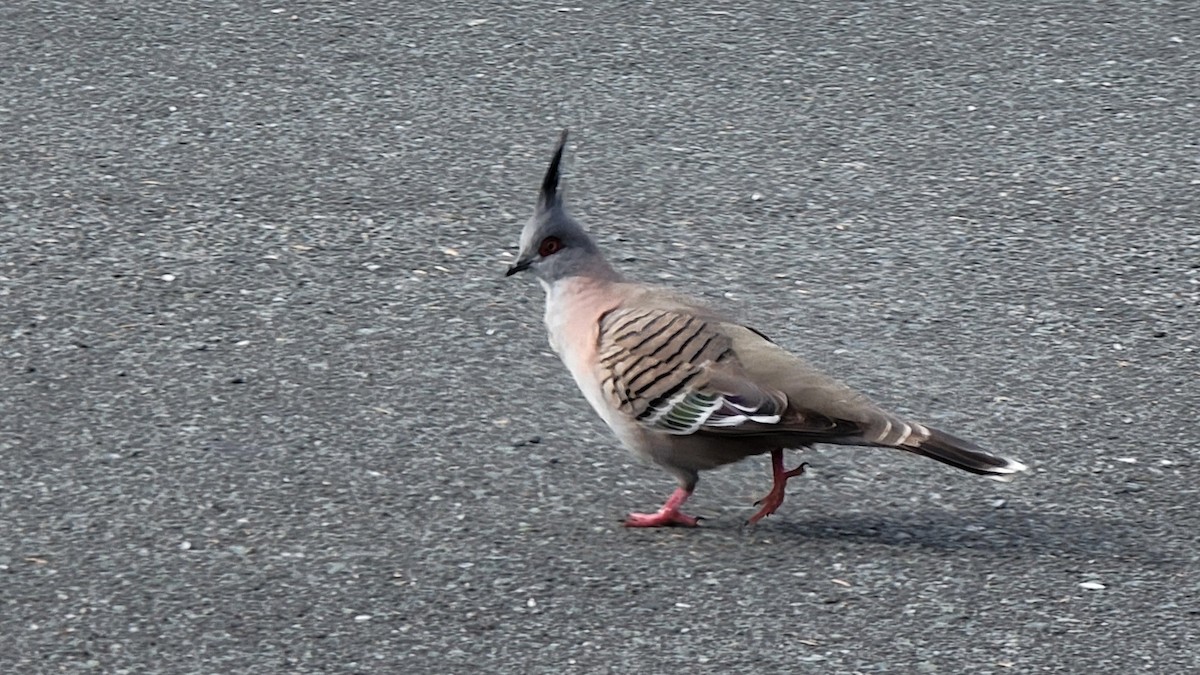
[576,253,624,283]
[541,271,625,368]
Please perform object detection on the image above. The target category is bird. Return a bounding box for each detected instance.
[505,130,1029,527]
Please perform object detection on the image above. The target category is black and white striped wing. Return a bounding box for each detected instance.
[597,307,786,435]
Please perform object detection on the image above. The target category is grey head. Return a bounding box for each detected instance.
[505,131,620,284]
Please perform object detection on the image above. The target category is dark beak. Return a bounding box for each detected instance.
[505,258,532,277]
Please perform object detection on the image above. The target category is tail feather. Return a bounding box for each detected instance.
[905,427,1028,482]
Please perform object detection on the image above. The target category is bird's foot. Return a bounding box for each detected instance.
[748,485,791,524]
[624,508,701,527]
[624,487,699,527]
[748,451,808,525]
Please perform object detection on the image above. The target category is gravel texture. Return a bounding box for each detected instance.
[2,1,1198,672]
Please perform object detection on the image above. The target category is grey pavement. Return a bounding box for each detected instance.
[2,1,1198,672]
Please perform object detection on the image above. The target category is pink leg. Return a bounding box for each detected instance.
[624,487,700,527]
[747,449,808,525]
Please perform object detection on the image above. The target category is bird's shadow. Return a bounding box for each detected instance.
[733,508,1178,567]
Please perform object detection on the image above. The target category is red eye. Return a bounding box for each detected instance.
[538,236,563,257]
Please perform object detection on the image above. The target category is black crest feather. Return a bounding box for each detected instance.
[538,129,569,210]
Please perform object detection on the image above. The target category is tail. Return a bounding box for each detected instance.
[903,426,1028,482]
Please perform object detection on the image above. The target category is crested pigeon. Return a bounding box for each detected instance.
[506,131,1028,527]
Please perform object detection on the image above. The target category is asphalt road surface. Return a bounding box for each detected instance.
[3,1,1199,672]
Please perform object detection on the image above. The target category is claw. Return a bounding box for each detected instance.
[784,462,809,479]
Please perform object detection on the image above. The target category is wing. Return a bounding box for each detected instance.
[596,307,787,435]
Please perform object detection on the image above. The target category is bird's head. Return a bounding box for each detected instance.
[505,131,611,285]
